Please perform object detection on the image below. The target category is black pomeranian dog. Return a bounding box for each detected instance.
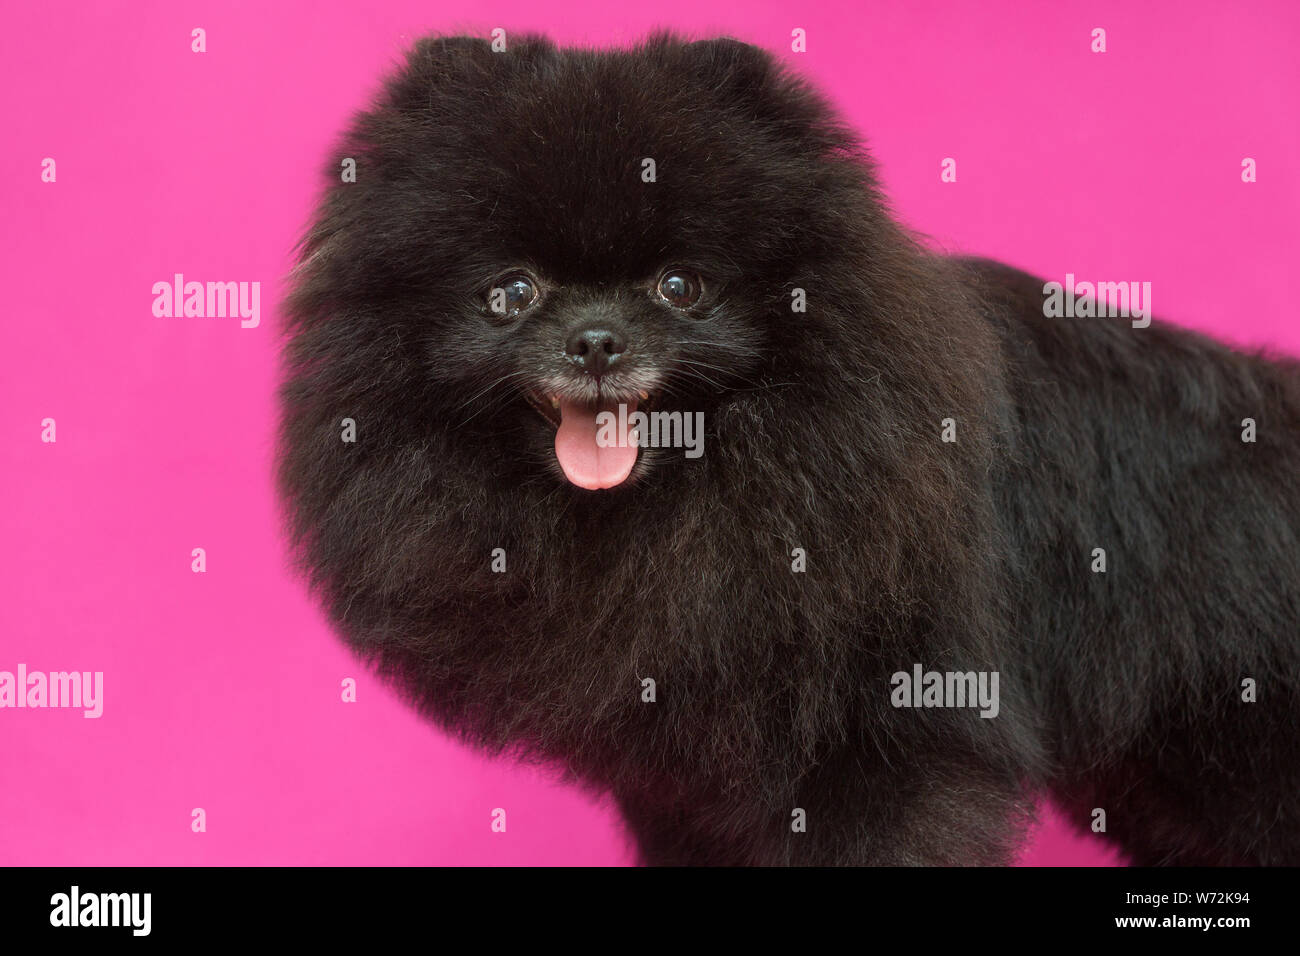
[279,33,1300,865]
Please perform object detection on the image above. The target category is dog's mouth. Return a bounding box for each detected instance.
[525,387,655,490]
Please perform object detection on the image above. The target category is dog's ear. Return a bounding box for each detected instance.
[413,34,494,57]
[670,36,846,149]
[383,33,555,113]
[677,36,776,93]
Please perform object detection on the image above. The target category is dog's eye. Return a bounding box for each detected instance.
[656,270,703,310]
[486,274,539,317]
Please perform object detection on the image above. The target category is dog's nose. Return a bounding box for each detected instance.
[565,326,627,375]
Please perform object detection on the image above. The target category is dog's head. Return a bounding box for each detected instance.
[278,34,1012,778]
[285,34,880,491]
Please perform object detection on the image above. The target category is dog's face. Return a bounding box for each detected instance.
[291,35,870,491]
[461,227,755,491]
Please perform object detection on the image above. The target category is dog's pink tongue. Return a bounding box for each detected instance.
[555,398,639,490]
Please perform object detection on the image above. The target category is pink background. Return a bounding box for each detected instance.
[2,0,1296,866]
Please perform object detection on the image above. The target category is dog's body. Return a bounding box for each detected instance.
[279,35,1300,865]
[977,260,1300,866]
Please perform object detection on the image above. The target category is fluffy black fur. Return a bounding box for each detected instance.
[278,34,1300,865]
